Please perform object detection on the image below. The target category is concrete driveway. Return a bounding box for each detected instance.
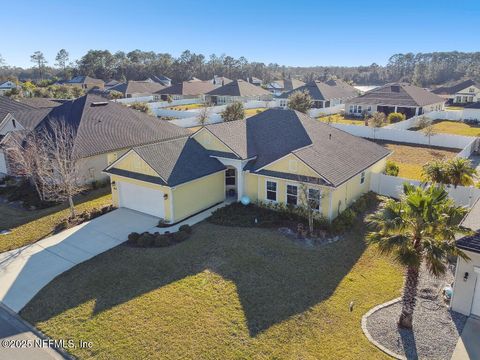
[0,208,159,313]
[451,316,480,360]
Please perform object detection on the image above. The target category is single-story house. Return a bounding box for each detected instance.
[432,79,480,105]
[210,76,232,87]
[0,81,18,96]
[103,109,390,224]
[345,83,445,118]
[205,79,273,105]
[266,79,305,95]
[278,79,358,109]
[0,94,190,182]
[64,76,105,90]
[150,75,172,87]
[105,80,120,88]
[106,80,165,98]
[15,97,63,109]
[155,80,216,101]
[463,102,480,121]
[451,198,480,317]
[246,77,263,86]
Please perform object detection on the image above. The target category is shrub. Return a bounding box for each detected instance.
[153,234,171,247]
[385,161,400,176]
[137,232,154,247]
[157,218,169,227]
[174,230,190,243]
[178,224,192,234]
[331,208,357,233]
[127,232,140,244]
[387,112,406,123]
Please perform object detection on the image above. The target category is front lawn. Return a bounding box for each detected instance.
[424,120,480,137]
[22,220,402,359]
[245,108,267,118]
[0,188,112,253]
[317,113,365,126]
[377,141,459,180]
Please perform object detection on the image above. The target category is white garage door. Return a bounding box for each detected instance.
[0,151,7,175]
[472,272,480,316]
[118,181,165,218]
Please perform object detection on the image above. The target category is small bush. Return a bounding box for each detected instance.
[157,218,169,227]
[385,161,400,177]
[174,230,190,243]
[137,232,154,247]
[153,234,171,247]
[127,232,140,244]
[387,112,406,123]
[332,208,357,233]
[178,224,192,234]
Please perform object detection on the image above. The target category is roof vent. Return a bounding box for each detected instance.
[391,85,400,92]
[91,101,109,107]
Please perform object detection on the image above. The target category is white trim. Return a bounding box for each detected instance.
[265,179,278,203]
[474,266,480,275]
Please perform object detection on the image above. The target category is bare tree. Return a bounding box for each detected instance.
[422,124,437,145]
[368,111,386,140]
[297,180,324,235]
[197,102,212,126]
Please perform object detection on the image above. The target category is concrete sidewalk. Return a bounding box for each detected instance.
[451,316,480,360]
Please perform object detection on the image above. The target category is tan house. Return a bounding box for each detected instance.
[155,80,216,101]
[64,76,105,90]
[205,79,273,105]
[432,79,480,105]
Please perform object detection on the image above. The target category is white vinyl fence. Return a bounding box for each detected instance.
[149,98,201,109]
[168,114,223,128]
[309,105,344,117]
[114,96,155,104]
[370,173,480,207]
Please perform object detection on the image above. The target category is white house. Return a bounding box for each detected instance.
[451,199,480,317]
[0,81,18,96]
[432,79,480,104]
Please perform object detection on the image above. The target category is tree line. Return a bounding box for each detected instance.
[1,50,480,87]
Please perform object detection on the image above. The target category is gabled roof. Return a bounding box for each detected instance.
[432,79,479,95]
[11,94,190,158]
[204,109,390,187]
[206,79,271,97]
[151,74,171,82]
[156,80,216,96]
[105,80,120,87]
[457,198,480,254]
[15,98,63,109]
[268,79,305,91]
[278,79,357,100]
[464,102,480,109]
[0,96,35,122]
[211,76,232,86]
[347,83,445,107]
[106,137,225,186]
[66,76,104,86]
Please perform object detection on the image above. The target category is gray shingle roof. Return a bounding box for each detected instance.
[16,98,63,109]
[0,96,35,121]
[278,79,357,100]
[156,80,216,96]
[432,79,479,95]
[205,109,390,187]
[66,76,104,87]
[206,79,271,97]
[457,198,480,253]
[268,79,305,91]
[347,83,445,107]
[20,94,191,158]
[125,81,164,95]
[126,137,225,186]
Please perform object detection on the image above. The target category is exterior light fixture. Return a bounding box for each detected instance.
[464,272,469,281]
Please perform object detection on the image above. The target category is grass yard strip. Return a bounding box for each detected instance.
[0,188,112,253]
[317,113,365,126]
[167,103,204,110]
[245,108,268,118]
[376,141,459,180]
[429,120,480,137]
[22,222,402,359]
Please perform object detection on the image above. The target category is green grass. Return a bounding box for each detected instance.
[22,221,402,359]
[317,114,365,126]
[428,120,480,137]
[168,103,205,110]
[245,108,267,118]
[0,188,112,253]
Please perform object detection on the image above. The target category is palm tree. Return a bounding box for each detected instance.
[367,184,470,328]
[446,158,477,188]
[422,160,447,184]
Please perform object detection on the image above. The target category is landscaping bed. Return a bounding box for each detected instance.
[375,141,459,180]
[126,225,192,248]
[365,265,467,359]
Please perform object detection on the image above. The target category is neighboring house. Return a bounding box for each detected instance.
[0,81,18,96]
[210,76,232,87]
[463,102,480,121]
[0,94,190,182]
[104,109,390,223]
[246,77,263,86]
[107,80,165,98]
[205,79,273,105]
[15,97,63,109]
[105,80,120,88]
[345,83,445,118]
[278,79,358,109]
[155,80,216,101]
[451,199,480,317]
[266,79,305,95]
[353,85,380,94]
[150,75,172,87]
[64,76,105,90]
[432,79,480,104]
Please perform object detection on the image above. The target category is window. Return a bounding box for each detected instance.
[357,105,362,113]
[360,171,366,184]
[226,168,236,185]
[286,184,298,205]
[367,106,372,111]
[266,180,277,201]
[12,119,16,128]
[349,105,354,113]
[469,88,475,93]
[308,188,321,210]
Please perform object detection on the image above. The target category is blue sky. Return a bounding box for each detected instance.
[2,0,479,68]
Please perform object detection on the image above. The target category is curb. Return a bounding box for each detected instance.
[361,297,406,360]
[0,302,73,359]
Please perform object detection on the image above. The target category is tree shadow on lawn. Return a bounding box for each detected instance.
[21,223,367,337]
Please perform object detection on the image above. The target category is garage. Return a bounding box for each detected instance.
[117,181,165,218]
[472,268,480,316]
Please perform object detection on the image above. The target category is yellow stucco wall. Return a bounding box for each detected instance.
[172,171,225,222]
[261,154,320,178]
[193,129,235,154]
[110,174,173,222]
[107,148,130,166]
[112,151,160,177]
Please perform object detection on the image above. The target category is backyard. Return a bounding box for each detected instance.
[376,141,459,180]
[245,107,267,118]
[417,120,480,137]
[21,221,403,359]
[317,113,365,126]
[0,187,112,253]
[167,103,204,111]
